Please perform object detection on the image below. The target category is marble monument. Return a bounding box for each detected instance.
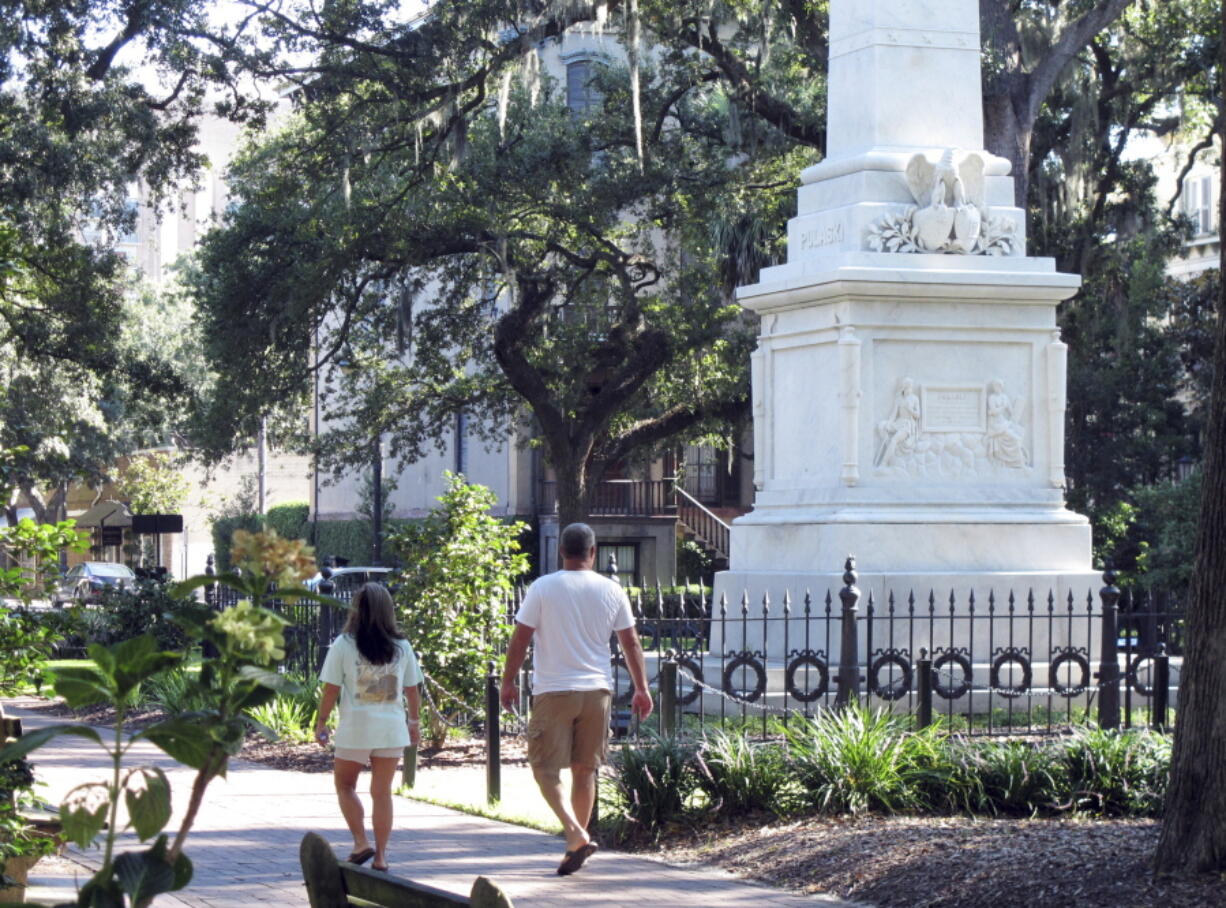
[712,0,1099,660]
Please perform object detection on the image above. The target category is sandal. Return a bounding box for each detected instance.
[346,847,375,866]
[557,842,597,876]
[372,862,390,873]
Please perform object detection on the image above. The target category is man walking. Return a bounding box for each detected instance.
[500,522,653,876]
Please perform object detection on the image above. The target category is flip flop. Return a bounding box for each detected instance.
[556,842,597,876]
[346,847,375,866]
[372,862,390,873]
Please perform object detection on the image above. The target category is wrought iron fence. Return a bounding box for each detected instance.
[200,551,1184,737]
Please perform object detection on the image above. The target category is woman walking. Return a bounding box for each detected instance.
[315,582,423,872]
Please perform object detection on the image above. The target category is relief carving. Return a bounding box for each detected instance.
[866,148,1018,256]
[874,377,1031,479]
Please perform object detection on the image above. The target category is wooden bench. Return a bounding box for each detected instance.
[299,832,515,908]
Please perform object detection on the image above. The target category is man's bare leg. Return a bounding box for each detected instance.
[570,763,597,830]
[534,767,591,852]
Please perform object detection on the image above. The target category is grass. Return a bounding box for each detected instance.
[397,763,561,833]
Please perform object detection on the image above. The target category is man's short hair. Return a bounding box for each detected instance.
[560,522,596,558]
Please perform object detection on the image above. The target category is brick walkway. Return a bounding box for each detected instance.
[4,698,860,907]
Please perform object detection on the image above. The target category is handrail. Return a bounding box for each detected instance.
[674,485,731,530]
[674,484,731,558]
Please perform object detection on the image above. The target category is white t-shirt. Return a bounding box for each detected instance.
[515,569,635,694]
[319,635,424,749]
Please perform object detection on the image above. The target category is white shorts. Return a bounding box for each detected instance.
[334,747,403,766]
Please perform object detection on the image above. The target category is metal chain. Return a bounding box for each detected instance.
[419,671,485,730]
[672,665,796,715]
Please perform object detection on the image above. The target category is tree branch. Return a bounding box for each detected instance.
[1026,0,1133,122]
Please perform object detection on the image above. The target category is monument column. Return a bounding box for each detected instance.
[715,0,1097,656]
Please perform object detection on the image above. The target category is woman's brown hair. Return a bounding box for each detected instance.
[343,583,405,665]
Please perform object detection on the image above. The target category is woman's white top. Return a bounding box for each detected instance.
[319,634,423,749]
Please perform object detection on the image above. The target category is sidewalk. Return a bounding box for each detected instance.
[4,698,861,907]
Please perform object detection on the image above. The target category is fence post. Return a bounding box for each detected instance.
[401,744,418,789]
[916,648,933,729]
[1096,567,1122,731]
[486,661,501,805]
[660,656,678,737]
[835,556,861,707]
[1152,643,1170,732]
[204,554,216,608]
[201,555,219,659]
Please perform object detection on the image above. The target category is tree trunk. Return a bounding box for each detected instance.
[1153,3,1226,871]
[983,87,1032,210]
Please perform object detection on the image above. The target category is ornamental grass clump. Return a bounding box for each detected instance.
[1062,726,1171,817]
[605,734,697,838]
[694,728,797,817]
[968,738,1069,816]
[785,706,926,815]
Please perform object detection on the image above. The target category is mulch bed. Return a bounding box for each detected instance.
[24,697,1225,906]
[635,813,1226,908]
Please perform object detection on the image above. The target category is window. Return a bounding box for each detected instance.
[596,542,638,588]
[566,60,601,116]
[1184,175,1216,236]
[682,445,719,503]
[454,412,469,475]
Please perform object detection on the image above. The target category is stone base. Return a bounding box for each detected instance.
[729,510,1093,574]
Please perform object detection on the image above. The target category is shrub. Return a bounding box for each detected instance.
[0,608,61,694]
[675,538,715,586]
[266,502,310,541]
[94,577,196,650]
[1062,726,1170,817]
[211,514,263,572]
[387,474,528,745]
[694,728,796,817]
[603,734,698,839]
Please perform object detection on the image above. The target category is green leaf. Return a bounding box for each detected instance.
[123,767,172,841]
[60,782,110,848]
[237,665,303,694]
[0,723,104,763]
[109,635,182,699]
[53,665,116,709]
[85,642,118,680]
[77,875,125,908]
[171,851,193,891]
[114,849,176,900]
[172,573,246,599]
[234,683,277,712]
[140,717,215,770]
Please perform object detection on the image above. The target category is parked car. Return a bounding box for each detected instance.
[303,566,394,594]
[54,562,137,605]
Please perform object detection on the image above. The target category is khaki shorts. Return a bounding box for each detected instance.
[527,690,612,772]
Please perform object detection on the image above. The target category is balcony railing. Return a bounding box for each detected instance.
[538,479,677,518]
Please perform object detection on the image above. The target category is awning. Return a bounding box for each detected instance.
[73,501,133,529]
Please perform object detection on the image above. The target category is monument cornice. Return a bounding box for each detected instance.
[738,262,1082,314]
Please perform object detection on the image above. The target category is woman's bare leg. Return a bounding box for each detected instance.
[333,758,369,852]
[369,756,400,869]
